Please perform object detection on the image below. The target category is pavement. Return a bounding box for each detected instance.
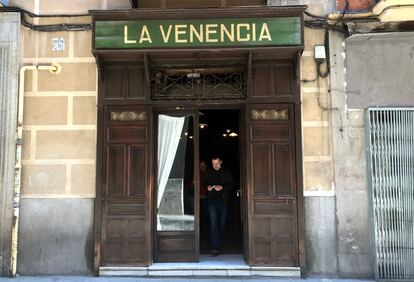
[0,277,375,282]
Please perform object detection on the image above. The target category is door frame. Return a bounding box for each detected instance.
[152,104,247,262]
[93,60,306,275]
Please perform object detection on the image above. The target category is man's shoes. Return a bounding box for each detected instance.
[211,250,220,257]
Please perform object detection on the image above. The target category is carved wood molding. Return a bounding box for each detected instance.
[110,111,147,121]
[251,109,289,120]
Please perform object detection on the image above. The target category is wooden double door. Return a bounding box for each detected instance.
[99,103,300,267]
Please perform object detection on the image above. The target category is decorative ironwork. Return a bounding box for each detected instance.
[251,109,289,120]
[110,111,146,122]
[151,68,246,100]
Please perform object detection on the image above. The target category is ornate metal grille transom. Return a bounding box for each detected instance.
[110,111,146,122]
[251,109,289,121]
[151,67,246,101]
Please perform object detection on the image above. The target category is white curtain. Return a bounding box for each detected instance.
[157,115,185,208]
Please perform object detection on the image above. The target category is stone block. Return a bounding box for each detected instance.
[22,130,31,160]
[38,17,91,25]
[106,0,131,9]
[334,127,367,190]
[305,196,337,276]
[21,164,66,195]
[17,198,94,275]
[9,0,34,12]
[74,31,93,58]
[71,164,96,195]
[345,110,365,128]
[304,28,325,52]
[38,63,96,92]
[39,0,99,14]
[338,253,374,278]
[22,28,36,58]
[73,96,96,125]
[300,56,317,82]
[24,96,68,125]
[346,32,414,108]
[303,126,331,156]
[36,130,96,159]
[304,161,332,191]
[24,69,33,92]
[336,189,371,254]
[38,31,70,58]
[302,92,329,122]
[24,29,70,58]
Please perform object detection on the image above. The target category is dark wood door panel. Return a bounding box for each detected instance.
[156,232,196,262]
[253,199,295,216]
[105,216,147,264]
[105,65,146,101]
[108,126,147,143]
[273,144,295,196]
[250,143,295,197]
[105,66,124,99]
[246,103,298,267]
[251,124,291,141]
[251,208,297,266]
[252,239,296,266]
[128,145,147,197]
[101,106,152,267]
[106,145,125,197]
[251,63,294,99]
[106,199,146,216]
[126,66,145,99]
[251,144,272,196]
[105,144,148,198]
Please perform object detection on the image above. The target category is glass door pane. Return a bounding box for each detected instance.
[157,114,195,231]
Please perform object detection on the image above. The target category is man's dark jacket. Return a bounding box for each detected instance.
[204,167,233,201]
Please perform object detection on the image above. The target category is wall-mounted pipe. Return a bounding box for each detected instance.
[10,63,61,277]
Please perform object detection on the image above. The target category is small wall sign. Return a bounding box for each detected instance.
[52,38,65,51]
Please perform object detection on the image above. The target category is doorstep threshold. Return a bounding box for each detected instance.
[99,266,301,277]
[100,255,300,277]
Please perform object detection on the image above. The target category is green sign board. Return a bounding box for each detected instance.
[95,17,301,49]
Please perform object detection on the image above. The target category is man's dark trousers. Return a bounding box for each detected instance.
[208,198,228,251]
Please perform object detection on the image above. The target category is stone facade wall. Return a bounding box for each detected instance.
[8,0,101,275]
[329,31,373,278]
[10,0,99,199]
[0,12,21,277]
[301,28,334,195]
[3,0,364,276]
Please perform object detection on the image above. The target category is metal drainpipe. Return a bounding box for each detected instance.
[10,63,62,277]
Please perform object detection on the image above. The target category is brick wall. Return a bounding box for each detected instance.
[336,0,376,12]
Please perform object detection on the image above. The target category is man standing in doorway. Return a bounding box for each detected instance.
[204,155,233,256]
